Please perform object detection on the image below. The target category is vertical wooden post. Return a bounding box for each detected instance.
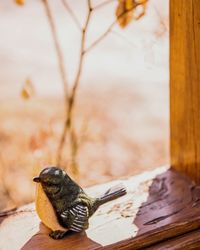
[170,0,200,183]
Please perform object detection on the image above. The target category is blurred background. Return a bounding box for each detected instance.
[0,0,169,210]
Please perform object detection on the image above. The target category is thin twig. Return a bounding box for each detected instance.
[42,0,69,105]
[84,20,115,53]
[68,0,92,173]
[111,30,137,48]
[71,0,92,95]
[84,1,146,54]
[61,0,82,31]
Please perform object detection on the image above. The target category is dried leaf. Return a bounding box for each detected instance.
[116,0,134,28]
[21,78,35,100]
[15,0,25,5]
[134,1,147,20]
[116,0,148,28]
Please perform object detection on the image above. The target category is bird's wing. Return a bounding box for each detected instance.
[60,204,89,232]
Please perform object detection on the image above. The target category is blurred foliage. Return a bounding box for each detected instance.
[15,0,25,6]
[21,78,35,100]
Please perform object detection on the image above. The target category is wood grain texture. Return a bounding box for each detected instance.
[147,229,200,250]
[170,0,200,183]
[0,167,200,250]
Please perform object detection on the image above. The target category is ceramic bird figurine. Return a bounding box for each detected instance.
[33,166,127,239]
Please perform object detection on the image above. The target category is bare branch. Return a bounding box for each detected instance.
[66,1,93,172]
[61,0,82,31]
[57,0,93,169]
[42,0,69,104]
[85,1,147,53]
[84,19,115,53]
[55,0,148,169]
[72,0,92,95]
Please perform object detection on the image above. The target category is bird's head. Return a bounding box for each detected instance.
[33,166,66,196]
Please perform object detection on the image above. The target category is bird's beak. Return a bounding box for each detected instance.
[33,176,41,183]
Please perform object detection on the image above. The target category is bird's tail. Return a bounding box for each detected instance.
[97,184,127,206]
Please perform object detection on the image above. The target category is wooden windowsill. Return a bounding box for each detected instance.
[0,166,200,250]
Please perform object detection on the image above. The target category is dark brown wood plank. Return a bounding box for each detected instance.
[170,0,200,183]
[147,229,200,250]
[0,167,200,250]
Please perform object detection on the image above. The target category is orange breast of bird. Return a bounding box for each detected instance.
[35,183,67,232]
